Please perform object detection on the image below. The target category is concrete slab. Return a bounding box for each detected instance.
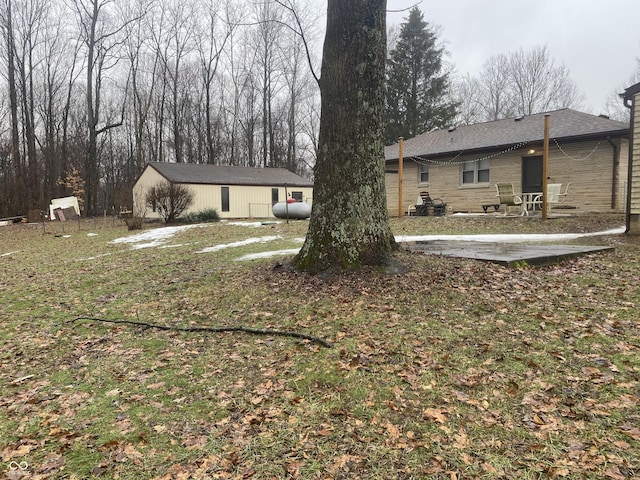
[403,240,613,267]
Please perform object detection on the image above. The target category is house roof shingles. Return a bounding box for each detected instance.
[146,162,313,187]
[385,109,629,161]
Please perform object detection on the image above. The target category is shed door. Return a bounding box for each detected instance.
[522,156,543,193]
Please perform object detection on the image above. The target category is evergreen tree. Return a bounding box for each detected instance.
[385,7,458,145]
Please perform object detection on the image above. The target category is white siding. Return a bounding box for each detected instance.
[631,93,640,214]
[133,165,313,220]
[132,167,165,218]
[187,184,313,219]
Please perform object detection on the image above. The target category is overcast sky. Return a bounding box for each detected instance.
[382,0,640,115]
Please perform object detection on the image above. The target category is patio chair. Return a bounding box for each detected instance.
[559,182,571,203]
[416,191,447,216]
[407,195,422,216]
[495,183,524,216]
[534,183,569,215]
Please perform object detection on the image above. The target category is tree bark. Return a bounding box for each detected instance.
[293,0,396,273]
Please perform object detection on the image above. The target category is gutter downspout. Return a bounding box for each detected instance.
[607,137,619,210]
[623,95,634,233]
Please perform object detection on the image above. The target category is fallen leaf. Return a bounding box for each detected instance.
[423,407,448,423]
[452,429,469,449]
[603,466,626,480]
[612,440,630,450]
[146,382,166,390]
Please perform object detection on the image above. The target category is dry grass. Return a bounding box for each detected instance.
[1,214,638,479]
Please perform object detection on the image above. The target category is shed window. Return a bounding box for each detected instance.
[291,191,303,202]
[462,159,490,184]
[272,188,279,205]
[420,164,429,183]
[221,186,229,212]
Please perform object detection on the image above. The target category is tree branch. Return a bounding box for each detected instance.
[67,316,333,348]
[386,1,423,13]
[273,0,320,86]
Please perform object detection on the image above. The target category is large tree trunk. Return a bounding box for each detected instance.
[293,0,396,272]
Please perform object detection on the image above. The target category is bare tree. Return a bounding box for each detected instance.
[451,73,482,125]
[0,0,25,214]
[276,0,320,175]
[249,0,286,168]
[225,25,260,167]
[38,5,83,205]
[12,0,49,209]
[455,45,584,123]
[479,54,515,120]
[0,0,326,215]
[152,0,196,164]
[605,58,640,122]
[509,46,583,115]
[72,0,138,215]
[121,0,157,173]
[145,180,194,223]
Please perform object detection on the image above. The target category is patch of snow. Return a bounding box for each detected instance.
[87,233,99,236]
[233,226,626,262]
[196,236,281,253]
[395,227,625,244]
[235,248,300,261]
[1,251,20,257]
[130,241,164,250]
[78,253,112,261]
[159,243,189,249]
[228,221,280,227]
[110,225,202,249]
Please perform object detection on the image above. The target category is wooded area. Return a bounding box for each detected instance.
[0,0,321,217]
[1,0,594,220]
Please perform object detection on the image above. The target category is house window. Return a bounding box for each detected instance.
[291,191,303,202]
[221,186,229,212]
[462,159,490,184]
[420,164,429,183]
[272,188,279,205]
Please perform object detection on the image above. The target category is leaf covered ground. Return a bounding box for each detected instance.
[1,215,638,479]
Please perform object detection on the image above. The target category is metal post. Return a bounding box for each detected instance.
[398,137,404,217]
[284,183,289,224]
[542,115,550,220]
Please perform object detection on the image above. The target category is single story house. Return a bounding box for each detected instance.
[621,82,640,234]
[384,109,629,215]
[133,162,313,220]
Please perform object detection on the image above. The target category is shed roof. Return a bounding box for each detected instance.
[143,162,313,187]
[385,109,628,161]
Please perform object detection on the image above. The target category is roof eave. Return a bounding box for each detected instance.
[385,128,629,162]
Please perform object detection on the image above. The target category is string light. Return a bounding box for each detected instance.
[553,138,600,161]
[405,138,601,168]
[407,141,531,167]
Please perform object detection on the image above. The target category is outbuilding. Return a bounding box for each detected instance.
[384,109,629,215]
[133,162,313,220]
